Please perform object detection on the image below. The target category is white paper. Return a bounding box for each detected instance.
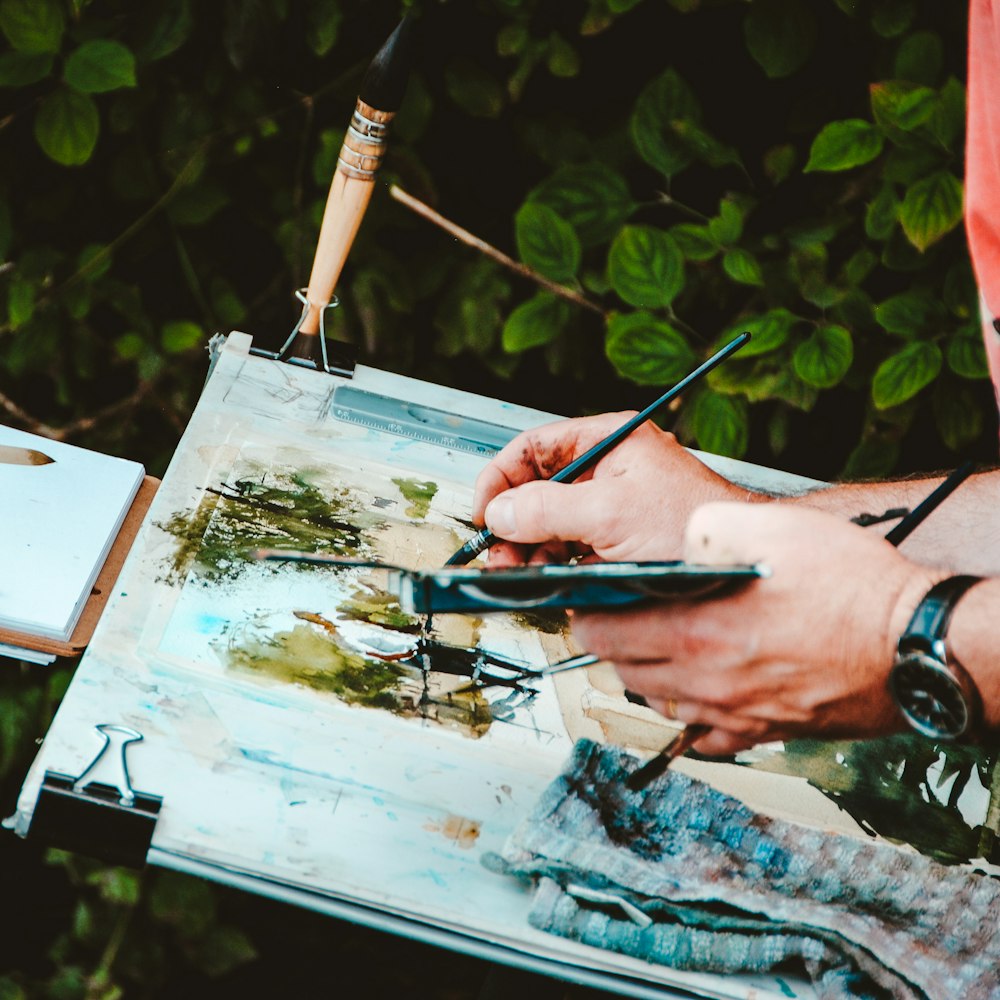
[0,425,144,640]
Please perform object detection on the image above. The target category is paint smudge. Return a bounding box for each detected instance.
[425,813,482,849]
[392,477,438,519]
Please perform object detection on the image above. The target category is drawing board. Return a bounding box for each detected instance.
[9,333,998,999]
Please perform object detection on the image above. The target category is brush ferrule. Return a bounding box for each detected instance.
[337,102,395,179]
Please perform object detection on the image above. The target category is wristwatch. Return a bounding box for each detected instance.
[888,574,984,740]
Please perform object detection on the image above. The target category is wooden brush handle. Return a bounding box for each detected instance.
[300,100,394,336]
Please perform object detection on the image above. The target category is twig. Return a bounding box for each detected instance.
[0,377,160,442]
[389,185,607,318]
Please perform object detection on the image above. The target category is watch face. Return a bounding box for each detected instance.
[890,652,971,740]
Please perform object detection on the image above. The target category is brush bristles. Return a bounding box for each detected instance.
[358,13,419,112]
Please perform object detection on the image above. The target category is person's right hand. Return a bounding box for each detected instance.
[470,412,760,566]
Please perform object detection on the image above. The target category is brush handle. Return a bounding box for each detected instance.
[300,100,394,336]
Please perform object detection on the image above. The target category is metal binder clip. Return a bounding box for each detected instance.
[249,288,357,378]
[27,724,162,868]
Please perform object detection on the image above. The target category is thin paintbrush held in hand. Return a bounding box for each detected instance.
[445,331,751,567]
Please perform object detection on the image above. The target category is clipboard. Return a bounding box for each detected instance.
[10,333,992,1000]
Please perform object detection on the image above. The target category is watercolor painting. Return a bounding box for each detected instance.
[155,440,576,744]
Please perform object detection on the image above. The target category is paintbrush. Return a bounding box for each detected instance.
[626,459,979,792]
[287,13,418,363]
[444,331,752,567]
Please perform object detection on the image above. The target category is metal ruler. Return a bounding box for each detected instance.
[331,385,519,456]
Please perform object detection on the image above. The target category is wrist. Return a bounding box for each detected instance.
[889,573,988,740]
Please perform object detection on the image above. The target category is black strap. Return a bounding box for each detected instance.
[904,574,983,642]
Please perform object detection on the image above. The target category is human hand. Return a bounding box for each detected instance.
[571,501,943,755]
[471,412,754,566]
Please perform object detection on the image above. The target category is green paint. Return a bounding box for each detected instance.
[161,465,385,581]
[746,734,997,864]
[159,491,221,583]
[223,621,494,737]
[337,589,421,632]
[510,609,568,636]
[392,477,438,519]
[226,623,406,709]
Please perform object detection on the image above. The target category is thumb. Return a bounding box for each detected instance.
[484,479,625,549]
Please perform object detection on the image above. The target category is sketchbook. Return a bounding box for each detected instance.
[8,334,998,1000]
[0,425,145,646]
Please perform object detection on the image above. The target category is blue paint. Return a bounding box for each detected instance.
[775,977,797,997]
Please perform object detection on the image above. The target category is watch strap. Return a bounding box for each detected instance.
[901,574,983,647]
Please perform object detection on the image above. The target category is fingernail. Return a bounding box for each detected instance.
[485,496,516,537]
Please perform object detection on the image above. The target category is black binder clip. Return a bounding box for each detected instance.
[249,288,357,378]
[28,724,162,868]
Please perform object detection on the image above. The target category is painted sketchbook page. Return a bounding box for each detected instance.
[0,424,144,641]
[12,333,997,1000]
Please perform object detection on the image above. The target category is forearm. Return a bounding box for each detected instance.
[780,470,1000,575]
[949,576,1000,732]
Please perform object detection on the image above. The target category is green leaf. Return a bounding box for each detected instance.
[149,872,216,933]
[444,58,505,118]
[841,436,900,480]
[607,225,684,308]
[934,382,984,451]
[899,170,962,251]
[865,182,899,239]
[0,50,52,86]
[501,293,569,352]
[894,30,942,86]
[87,867,141,906]
[35,88,98,166]
[793,324,853,388]
[707,198,745,245]
[720,309,798,357]
[870,81,936,132]
[160,320,203,354]
[722,247,764,286]
[515,202,580,283]
[670,223,718,261]
[527,163,635,247]
[497,22,528,57]
[871,0,916,38]
[7,276,34,328]
[114,332,145,360]
[305,0,341,57]
[874,290,940,336]
[193,925,257,978]
[605,311,695,385]
[743,0,818,78]
[669,118,742,169]
[763,143,796,185]
[546,32,579,77]
[872,341,942,408]
[134,0,193,63]
[690,390,748,458]
[947,324,990,379]
[843,247,878,286]
[926,77,965,151]
[0,0,64,54]
[629,67,701,178]
[64,40,137,93]
[805,119,884,172]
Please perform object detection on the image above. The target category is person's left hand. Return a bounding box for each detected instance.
[571,501,943,755]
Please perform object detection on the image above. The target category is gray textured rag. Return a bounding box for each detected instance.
[492,739,1000,1000]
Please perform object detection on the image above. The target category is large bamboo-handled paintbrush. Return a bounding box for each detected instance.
[263,13,418,372]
